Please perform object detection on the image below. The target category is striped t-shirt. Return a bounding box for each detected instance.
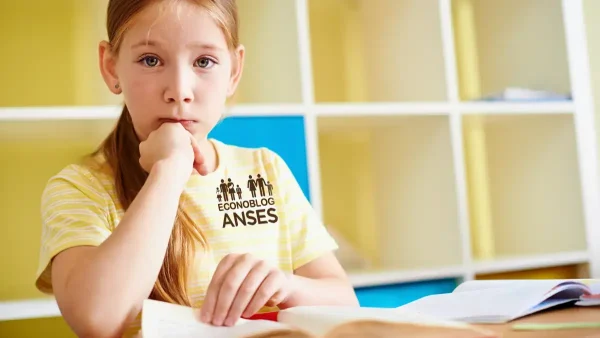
[35,139,338,337]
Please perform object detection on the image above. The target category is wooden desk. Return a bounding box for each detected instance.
[476,307,600,337]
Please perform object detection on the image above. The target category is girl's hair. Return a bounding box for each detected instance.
[97,0,240,306]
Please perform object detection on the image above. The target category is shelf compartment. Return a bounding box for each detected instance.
[317,115,462,272]
[475,263,589,281]
[308,0,448,103]
[452,0,571,102]
[473,251,589,276]
[234,0,302,104]
[0,120,115,300]
[462,113,587,262]
[0,0,119,107]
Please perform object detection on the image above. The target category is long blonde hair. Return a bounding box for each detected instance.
[98,0,240,306]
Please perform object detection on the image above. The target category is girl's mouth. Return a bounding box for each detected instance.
[159,118,197,127]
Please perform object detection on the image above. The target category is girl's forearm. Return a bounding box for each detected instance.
[62,159,188,335]
[279,275,360,309]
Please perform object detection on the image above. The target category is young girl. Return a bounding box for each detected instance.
[34,0,358,336]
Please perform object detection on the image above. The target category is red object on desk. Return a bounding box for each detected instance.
[248,311,279,321]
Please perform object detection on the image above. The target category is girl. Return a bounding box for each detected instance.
[34,0,359,337]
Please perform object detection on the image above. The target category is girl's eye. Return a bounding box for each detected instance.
[141,55,161,67]
[195,57,216,69]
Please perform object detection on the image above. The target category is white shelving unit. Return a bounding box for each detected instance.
[1,0,599,326]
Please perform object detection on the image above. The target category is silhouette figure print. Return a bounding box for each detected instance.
[236,185,242,199]
[247,175,258,198]
[227,178,235,201]
[219,179,229,202]
[256,174,267,197]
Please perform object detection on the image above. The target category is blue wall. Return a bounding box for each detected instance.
[209,115,311,201]
[354,279,459,308]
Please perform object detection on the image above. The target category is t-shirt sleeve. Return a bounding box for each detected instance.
[268,150,338,270]
[35,165,112,294]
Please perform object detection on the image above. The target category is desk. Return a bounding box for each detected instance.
[476,307,600,337]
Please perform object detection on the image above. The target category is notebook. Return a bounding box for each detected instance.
[396,279,600,324]
[139,299,498,337]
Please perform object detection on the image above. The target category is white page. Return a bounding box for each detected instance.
[277,305,475,337]
[141,299,292,338]
[452,279,569,294]
[396,283,572,323]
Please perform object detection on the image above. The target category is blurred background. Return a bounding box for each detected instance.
[2,0,600,336]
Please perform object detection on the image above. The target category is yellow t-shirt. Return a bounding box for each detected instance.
[35,139,338,336]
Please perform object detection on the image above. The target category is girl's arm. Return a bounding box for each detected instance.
[51,159,187,337]
[280,252,359,308]
[50,124,199,337]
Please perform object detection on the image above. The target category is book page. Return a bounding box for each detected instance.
[452,279,572,294]
[396,283,578,323]
[141,299,293,338]
[276,305,477,337]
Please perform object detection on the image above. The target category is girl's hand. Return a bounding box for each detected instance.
[139,122,205,176]
[198,253,295,327]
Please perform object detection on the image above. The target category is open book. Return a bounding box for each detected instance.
[397,279,600,324]
[140,299,497,338]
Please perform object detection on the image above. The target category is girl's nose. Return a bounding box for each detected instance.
[163,66,195,104]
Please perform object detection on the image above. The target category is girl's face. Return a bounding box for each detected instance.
[100,1,244,141]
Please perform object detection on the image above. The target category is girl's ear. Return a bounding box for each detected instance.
[227,44,245,97]
[99,40,122,95]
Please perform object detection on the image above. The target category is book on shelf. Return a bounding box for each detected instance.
[396,279,600,324]
[140,299,497,338]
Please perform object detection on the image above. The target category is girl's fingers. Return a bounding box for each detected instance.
[200,254,238,323]
[188,135,206,174]
[242,270,284,318]
[265,288,287,307]
[211,254,256,326]
[223,261,270,326]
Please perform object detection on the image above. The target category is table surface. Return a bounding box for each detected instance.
[475,307,600,337]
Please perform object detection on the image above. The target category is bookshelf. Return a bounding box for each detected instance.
[1,0,600,335]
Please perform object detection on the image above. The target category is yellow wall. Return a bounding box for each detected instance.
[0,0,117,107]
[0,317,76,338]
[0,121,114,300]
[0,1,76,106]
[0,121,114,336]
